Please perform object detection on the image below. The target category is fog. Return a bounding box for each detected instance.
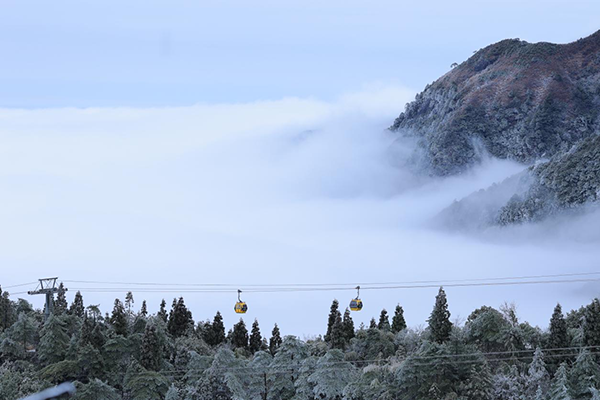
[1,85,599,336]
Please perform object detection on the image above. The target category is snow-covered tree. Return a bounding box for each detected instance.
[428,287,452,344]
[548,363,572,400]
[391,304,407,333]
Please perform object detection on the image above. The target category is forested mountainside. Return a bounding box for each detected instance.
[1,285,600,399]
[438,134,600,228]
[390,30,600,177]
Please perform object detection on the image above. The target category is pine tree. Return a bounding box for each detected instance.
[324,299,341,343]
[140,325,161,371]
[584,299,600,348]
[549,304,569,349]
[157,299,167,323]
[570,348,600,399]
[54,283,68,315]
[548,363,572,400]
[140,301,148,317]
[369,318,377,329]
[391,304,407,333]
[428,383,442,400]
[378,309,390,331]
[428,287,452,344]
[167,297,193,338]
[526,347,550,397]
[231,319,249,349]
[38,315,70,364]
[125,291,134,315]
[328,310,345,349]
[269,323,282,355]
[109,299,128,336]
[69,291,85,318]
[249,319,262,354]
[342,308,355,342]
[205,311,226,346]
[462,362,493,399]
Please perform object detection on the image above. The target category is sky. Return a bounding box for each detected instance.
[1,1,600,336]
[0,0,599,107]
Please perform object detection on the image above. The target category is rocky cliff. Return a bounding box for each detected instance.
[391,31,600,176]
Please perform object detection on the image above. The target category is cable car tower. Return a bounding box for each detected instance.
[27,277,64,321]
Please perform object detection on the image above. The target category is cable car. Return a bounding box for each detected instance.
[234,289,248,314]
[350,286,363,311]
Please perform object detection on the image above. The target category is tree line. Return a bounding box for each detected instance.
[0,284,600,399]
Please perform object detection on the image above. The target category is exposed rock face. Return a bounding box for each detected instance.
[438,135,600,228]
[391,31,600,176]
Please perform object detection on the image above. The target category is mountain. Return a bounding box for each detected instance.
[437,134,600,228]
[391,30,600,176]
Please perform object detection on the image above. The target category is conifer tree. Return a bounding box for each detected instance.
[140,300,148,317]
[125,291,135,315]
[109,299,128,336]
[157,299,167,323]
[38,315,69,364]
[342,308,355,342]
[526,347,550,397]
[378,309,390,331]
[231,318,249,349]
[205,311,226,346]
[324,299,341,343]
[391,304,407,333]
[548,363,571,400]
[87,304,101,322]
[549,304,569,349]
[584,299,600,348]
[79,314,95,347]
[462,363,493,399]
[54,283,68,315]
[167,297,193,338]
[428,287,452,344]
[140,325,161,371]
[369,318,377,329]
[249,319,262,354]
[69,291,85,318]
[570,348,600,399]
[269,323,282,355]
[328,310,345,349]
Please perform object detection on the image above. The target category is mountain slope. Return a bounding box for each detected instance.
[391,30,600,176]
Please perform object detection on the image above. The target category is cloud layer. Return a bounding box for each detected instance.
[1,85,599,336]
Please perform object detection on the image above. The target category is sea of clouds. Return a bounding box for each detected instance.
[1,85,599,335]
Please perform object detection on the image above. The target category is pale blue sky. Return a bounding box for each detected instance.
[1,0,598,107]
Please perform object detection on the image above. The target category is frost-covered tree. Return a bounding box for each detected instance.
[140,300,148,317]
[461,362,493,400]
[491,365,523,400]
[125,291,135,315]
[206,311,226,346]
[378,309,391,331]
[247,350,273,400]
[269,336,308,399]
[249,319,262,354]
[342,308,354,342]
[308,349,358,399]
[74,379,120,400]
[428,287,452,344]
[548,363,572,400]
[269,323,282,355]
[157,299,167,323]
[167,297,193,338]
[391,304,407,333]
[38,315,70,364]
[109,299,128,336]
[570,348,600,399]
[124,361,170,400]
[465,306,510,353]
[549,304,569,349]
[53,283,68,316]
[231,318,249,349]
[584,299,600,348]
[69,291,85,318]
[325,300,342,344]
[140,324,161,371]
[525,347,550,398]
